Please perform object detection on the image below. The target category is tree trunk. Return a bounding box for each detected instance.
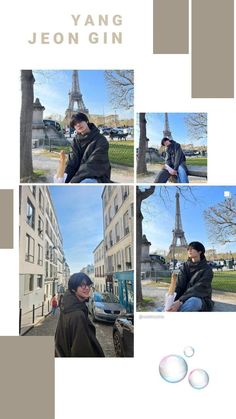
[137,113,147,174]
[20,70,35,180]
[136,186,155,304]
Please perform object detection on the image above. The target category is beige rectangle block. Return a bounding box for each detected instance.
[192,0,234,98]
[153,0,189,53]
[0,337,54,419]
[0,190,13,248]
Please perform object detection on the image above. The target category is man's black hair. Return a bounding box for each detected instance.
[70,112,89,128]
[188,241,206,260]
[68,272,93,292]
[161,137,171,146]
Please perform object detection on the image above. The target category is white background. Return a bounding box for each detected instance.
[0,0,236,417]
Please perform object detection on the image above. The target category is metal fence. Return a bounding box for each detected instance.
[142,269,236,293]
[19,301,51,335]
[43,139,134,168]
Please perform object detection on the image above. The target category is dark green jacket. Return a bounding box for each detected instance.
[55,291,105,357]
[175,259,214,311]
[65,123,111,183]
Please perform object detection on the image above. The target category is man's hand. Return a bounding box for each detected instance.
[167,300,182,312]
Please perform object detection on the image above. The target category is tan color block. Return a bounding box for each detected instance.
[0,190,13,248]
[192,0,234,98]
[0,337,54,419]
[153,0,189,53]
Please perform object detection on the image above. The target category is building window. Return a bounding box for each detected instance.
[115,222,120,242]
[37,275,43,288]
[45,241,49,260]
[123,211,129,235]
[130,203,134,217]
[125,246,132,269]
[117,251,122,270]
[39,189,44,213]
[114,195,118,213]
[26,199,35,229]
[38,216,44,239]
[29,186,36,197]
[24,274,34,294]
[25,234,35,263]
[45,261,49,277]
[123,186,129,201]
[109,231,113,247]
[37,244,43,266]
[108,206,112,223]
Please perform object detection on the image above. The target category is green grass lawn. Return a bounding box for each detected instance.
[186,158,207,166]
[155,271,236,293]
[212,272,236,292]
[48,142,134,167]
[109,141,134,167]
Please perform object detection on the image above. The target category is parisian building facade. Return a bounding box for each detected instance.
[93,186,134,296]
[93,240,105,292]
[19,186,70,313]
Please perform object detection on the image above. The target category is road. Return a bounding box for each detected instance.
[26,309,116,357]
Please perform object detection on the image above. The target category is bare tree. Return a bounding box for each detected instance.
[136,186,155,303]
[104,70,134,110]
[185,113,207,142]
[137,113,148,174]
[20,70,35,180]
[204,195,236,244]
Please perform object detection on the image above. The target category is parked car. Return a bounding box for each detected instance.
[88,292,126,322]
[43,119,62,132]
[113,313,134,357]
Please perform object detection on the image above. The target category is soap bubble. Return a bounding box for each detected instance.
[159,355,188,383]
[183,346,195,357]
[188,369,209,389]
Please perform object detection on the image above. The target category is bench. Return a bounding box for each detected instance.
[187,165,207,178]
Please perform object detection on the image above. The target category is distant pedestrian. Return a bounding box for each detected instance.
[55,273,105,357]
[51,294,58,316]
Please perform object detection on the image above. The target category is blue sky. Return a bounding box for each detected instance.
[49,186,104,274]
[141,186,236,255]
[33,70,133,119]
[136,113,207,148]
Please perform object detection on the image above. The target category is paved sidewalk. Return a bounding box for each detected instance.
[20,301,52,335]
[26,309,59,336]
[140,280,236,312]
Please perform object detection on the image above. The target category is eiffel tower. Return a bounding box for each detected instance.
[163,112,173,140]
[168,192,188,261]
[65,70,89,125]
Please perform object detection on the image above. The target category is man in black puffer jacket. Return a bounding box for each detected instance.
[55,273,105,357]
[155,137,189,183]
[65,113,111,183]
[167,241,214,312]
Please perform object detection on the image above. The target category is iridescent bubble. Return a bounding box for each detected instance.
[183,346,195,357]
[188,369,209,389]
[159,355,188,383]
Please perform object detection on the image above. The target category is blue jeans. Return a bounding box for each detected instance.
[157,297,203,312]
[51,307,57,315]
[80,178,98,183]
[177,164,189,183]
[178,297,203,312]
